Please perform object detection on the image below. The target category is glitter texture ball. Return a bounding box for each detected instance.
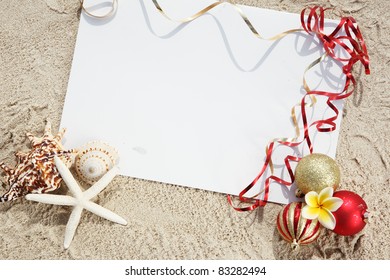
[294,153,340,195]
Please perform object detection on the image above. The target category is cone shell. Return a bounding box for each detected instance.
[75,141,119,185]
[276,202,321,249]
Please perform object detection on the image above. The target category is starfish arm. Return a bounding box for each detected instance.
[84,201,127,226]
[83,166,120,201]
[26,194,76,206]
[54,156,83,198]
[64,205,83,249]
[44,120,52,137]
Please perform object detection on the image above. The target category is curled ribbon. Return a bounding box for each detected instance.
[229,6,370,211]
[79,0,118,19]
[152,0,302,40]
[78,1,370,210]
[301,6,370,75]
[150,0,321,209]
[148,1,371,210]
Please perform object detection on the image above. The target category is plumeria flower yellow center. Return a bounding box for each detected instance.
[301,187,343,230]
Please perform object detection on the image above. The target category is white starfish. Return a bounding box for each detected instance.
[26,156,127,249]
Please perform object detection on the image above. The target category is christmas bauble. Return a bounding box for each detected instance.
[295,153,340,195]
[276,202,321,249]
[332,190,368,236]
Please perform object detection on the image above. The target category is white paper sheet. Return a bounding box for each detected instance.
[61,0,346,204]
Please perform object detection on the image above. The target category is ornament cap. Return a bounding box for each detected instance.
[295,188,304,198]
[363,211,369,223]
[291,240,299,250]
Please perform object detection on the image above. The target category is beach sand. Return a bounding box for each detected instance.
[0,0,389,259]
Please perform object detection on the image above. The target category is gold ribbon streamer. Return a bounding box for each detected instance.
[80,1,327,199]
[271,54,325,144]
[151,0,323,176]
[153,0,221,22]
[79,0,118,19]
[266,55,324,175]
[152,0,302,40]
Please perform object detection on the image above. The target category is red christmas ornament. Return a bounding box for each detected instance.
[332,190,368,236]
[276,202,321,249]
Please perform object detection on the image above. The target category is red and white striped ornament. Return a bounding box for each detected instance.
[276,202,321,249]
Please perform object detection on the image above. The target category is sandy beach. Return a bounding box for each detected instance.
[0,0,389,259]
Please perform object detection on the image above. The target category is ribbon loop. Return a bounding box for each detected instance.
[79,0,118,19]
[231,7,370,211]
[79,2,370,211]
[301,7,370,75]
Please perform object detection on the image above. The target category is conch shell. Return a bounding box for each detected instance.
[0,121,76,202]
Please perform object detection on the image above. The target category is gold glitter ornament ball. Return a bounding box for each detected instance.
[295,153,340,195]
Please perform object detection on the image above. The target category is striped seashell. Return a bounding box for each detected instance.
[75,141,119,185]
[276,202,321,249]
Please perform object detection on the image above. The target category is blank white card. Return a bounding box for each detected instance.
[61,0,345,204]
